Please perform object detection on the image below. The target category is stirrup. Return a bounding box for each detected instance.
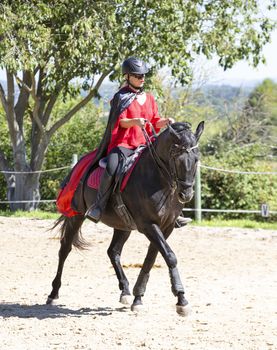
[85,205,101,223]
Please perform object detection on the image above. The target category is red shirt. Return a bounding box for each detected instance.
[108,93,161,153]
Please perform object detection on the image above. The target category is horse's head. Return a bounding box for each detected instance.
[156,121,204,203]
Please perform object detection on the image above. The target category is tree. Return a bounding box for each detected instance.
[0,98,106,210]
[208,79,277,153]
[0,0,276,210]
[244,79,277,147]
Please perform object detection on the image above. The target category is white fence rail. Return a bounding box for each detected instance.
[201,164,277,175]
[193,162,277,221]
[0,166,70,174]
[0,155,276,220]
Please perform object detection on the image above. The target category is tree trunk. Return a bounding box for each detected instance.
[7,172,41,211]
[1,70,109,211]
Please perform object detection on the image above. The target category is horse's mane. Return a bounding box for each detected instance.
[170,122,192,133]
[160,122,193,143]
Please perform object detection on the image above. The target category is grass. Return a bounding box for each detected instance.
[0,210,59,220]
[0,210,276,230]
[191,218,277,230]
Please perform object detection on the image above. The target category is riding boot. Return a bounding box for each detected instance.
[174,216,192,228]
[86,171,114,223]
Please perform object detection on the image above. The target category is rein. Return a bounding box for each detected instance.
[141,126,173,187]
[142,123,199,193]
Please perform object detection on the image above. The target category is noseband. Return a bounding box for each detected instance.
[169,142,198,196]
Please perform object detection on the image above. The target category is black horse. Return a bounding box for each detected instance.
[47,121,204,316]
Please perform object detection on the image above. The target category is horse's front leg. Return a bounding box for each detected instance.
[107,229,132,305]
[132,226,174,309]
[132,242,158,310]
[134,223,189,316]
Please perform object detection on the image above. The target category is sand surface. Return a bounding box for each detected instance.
[0,217,276,350]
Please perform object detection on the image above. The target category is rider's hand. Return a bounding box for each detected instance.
[155,117,175,129]
[135,118,147,128]
[168,117,175,124]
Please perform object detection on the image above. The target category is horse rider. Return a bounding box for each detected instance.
[86,57,191,227]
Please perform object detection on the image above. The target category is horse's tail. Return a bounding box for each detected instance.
[52,215,90,250]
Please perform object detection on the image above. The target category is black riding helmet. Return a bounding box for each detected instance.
[122,57,149,75]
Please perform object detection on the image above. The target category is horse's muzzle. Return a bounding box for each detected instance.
[178,188,194,204]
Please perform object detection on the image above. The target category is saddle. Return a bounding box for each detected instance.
[87,145,145,191]
[87,146,146,228]
[56,146,145,222]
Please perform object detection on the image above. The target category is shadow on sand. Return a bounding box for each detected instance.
[0,302,129,320]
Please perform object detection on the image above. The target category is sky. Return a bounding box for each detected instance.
[211,29,277,86]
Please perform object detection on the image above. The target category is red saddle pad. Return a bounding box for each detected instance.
[87,167,105,189]
[87,156,140,192]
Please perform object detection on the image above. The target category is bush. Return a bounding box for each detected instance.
[0,107,13,209]
[200,145,277,220]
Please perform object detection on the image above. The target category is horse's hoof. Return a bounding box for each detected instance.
[46,297,59,305]
[131,303,144,312]
[176,304,191,317]
[120,294,132,305]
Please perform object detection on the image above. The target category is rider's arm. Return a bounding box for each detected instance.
[155,117,175,129]
[119,118,146,128]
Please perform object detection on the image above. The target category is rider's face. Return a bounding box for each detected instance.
[128,73,145,88]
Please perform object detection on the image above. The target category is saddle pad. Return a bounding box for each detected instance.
[87,167,105,189]
[87,155,140,192]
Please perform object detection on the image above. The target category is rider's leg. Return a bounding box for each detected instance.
[86,149,120,223]
[86,147,134,223]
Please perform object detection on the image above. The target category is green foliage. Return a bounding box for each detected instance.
[201,145,277,220]
[0,1,276,86]
[192,219,277,230]
[40,99,106,204]
[0,210,59,220]
[0,105,12,203]
[199,79,277,159]
[244,79,277,145]
[153,83,221,149]
[0,97,106,209]
[0,0,276,211]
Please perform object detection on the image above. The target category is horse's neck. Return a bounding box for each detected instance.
[136,145,170,183]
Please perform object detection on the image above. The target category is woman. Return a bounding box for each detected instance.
[86,57,190,227]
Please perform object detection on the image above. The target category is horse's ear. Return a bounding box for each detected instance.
[195,121,204,142]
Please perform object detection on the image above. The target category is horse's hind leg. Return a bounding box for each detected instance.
[46,215,85,305]
[132,242,158,310]
[107,229,131,304]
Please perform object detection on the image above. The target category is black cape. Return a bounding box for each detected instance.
[93,86,138,166]
[71,86,138,212]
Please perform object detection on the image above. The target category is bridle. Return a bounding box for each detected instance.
[169,140,198,194]
[142,123,199,195]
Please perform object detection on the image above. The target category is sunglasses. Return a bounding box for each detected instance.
[130,73,145,80]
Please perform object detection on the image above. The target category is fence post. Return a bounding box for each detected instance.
[195,161,202,222]
[71,154,78,168]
